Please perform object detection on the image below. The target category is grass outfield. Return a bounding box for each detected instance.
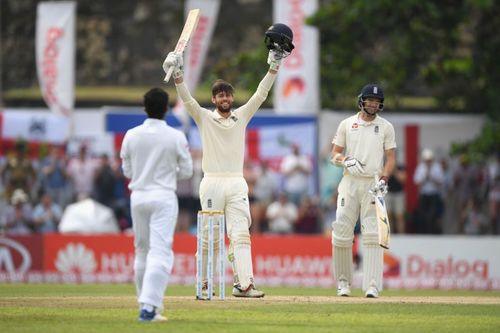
[1,284,500,332]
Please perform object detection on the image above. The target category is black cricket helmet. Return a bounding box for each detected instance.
[264,23,295,57]
[358,84,384,111]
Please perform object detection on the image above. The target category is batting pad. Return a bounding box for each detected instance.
[333,246,353,284]
[362,244,384,292]
[234,245,254,289]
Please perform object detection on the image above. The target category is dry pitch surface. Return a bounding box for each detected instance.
[2,295,499,307]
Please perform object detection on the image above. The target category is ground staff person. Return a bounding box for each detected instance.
[330,84,396,298]
[121,88,193,321]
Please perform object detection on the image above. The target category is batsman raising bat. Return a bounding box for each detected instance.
[163,23,295,298]
[329,84,396,298]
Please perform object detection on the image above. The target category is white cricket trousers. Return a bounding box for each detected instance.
[332,175,384,292]
[199,174,255,289]
[131,190,178,309]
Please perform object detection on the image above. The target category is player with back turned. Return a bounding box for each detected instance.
[120,88,193,321]
[330,84,396,298]
[163,23,294,298]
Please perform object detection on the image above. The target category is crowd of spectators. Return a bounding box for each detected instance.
[0,142,130,235]
[0,141,498,236]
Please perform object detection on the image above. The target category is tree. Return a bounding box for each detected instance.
[304,0,499,118]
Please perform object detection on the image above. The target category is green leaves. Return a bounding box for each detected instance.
[304,0,499,118]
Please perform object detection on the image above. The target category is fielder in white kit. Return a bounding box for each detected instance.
[120,88,193,321]
[162,24,294,298]
[330,84,396,298]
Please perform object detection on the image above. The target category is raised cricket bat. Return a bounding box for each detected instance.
[372,175,390,249]
[164,8,201,82]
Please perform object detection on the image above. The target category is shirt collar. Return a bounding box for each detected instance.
[213,110,235,120]
[144,118,166,126]
[356,112,382,126]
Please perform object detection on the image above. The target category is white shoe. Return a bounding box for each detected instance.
[232,284,265,298]
[151,313,168,322]
[336,280,351,297]
[139,309,168,322]
[365,286,379,298]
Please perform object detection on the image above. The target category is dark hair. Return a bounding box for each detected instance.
[211,79,234,97]
[144,88,168,119]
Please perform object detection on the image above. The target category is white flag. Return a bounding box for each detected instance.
[273,0,320,114]
[36,1,76,118]
[173,0,220,128]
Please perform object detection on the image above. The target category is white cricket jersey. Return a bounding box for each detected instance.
[176,72,276,175]
[120,118,193,194]
[332,112,396,177]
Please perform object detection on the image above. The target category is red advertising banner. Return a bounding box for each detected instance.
[252,235,333,287]
[43,233,134,283]
[0,235,44,273]
[1,234,499,290]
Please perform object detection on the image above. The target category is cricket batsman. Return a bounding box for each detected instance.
[162,23,294,298]
[330,84,396,298]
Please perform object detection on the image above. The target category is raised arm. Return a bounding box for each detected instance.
[236,51,281,123]
[163,52,203,123]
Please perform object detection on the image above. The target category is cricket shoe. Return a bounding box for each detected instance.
[232,284,265,298]
[139,309,168,322]
[365,286,379,298]
[336,280,351,297]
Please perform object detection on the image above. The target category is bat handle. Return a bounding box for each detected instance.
[371,173,379,196]
[164,66,174,83]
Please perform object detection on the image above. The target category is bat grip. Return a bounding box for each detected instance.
[164,66,174,83]
[371,173,380,196]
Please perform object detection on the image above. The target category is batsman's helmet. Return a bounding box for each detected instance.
[358,84,384,111]
[265,23,295,56]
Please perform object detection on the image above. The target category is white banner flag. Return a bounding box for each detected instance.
[173,0,220,128]
[0,110,69,144]
[273,0,320,114]
[36,1,76,118]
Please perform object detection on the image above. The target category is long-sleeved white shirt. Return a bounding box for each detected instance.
[176,72,276,175]
[413,161,444,195]
[120,118,193,193]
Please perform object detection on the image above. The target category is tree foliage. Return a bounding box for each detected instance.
[306,0,500,118]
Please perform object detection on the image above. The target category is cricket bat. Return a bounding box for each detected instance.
[372,175,391,249]
[164,8,201,82]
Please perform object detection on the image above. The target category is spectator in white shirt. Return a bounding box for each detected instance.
[280,143,312,205]
[266,192,298,234]
[413,148,445,234]
[66,145,97,200]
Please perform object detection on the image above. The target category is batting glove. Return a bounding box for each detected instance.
[267,50,282,71]
[162,52,184,78]
[371,177,389,196]
[343,157,365,176]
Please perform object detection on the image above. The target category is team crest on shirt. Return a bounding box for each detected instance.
[374,125,379,134]
[207,199,213,208]
[352,123,358,129]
